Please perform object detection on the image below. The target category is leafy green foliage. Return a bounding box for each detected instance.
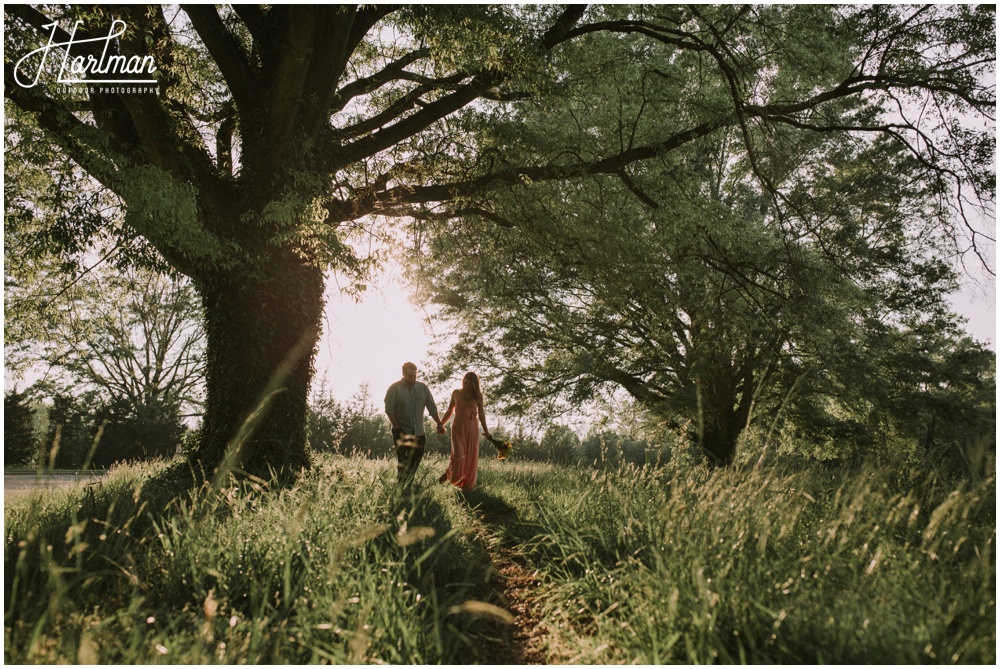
[416,102,991,464]
[4,4,993,476]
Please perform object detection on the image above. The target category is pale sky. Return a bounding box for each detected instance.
[314,264,446,405]
[949,276,997,351]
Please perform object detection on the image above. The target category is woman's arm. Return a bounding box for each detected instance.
[441,391,457,424]
[477,393,491,439]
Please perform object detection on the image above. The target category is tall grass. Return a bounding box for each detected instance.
[6,452,994,663]
[5,455,505,664]
[474,455,995,663]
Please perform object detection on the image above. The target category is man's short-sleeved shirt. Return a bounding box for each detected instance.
[384,380,438,436]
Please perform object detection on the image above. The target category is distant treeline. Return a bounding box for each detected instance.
[4,389,184,470]
[8,363,993,476]
[303,381,994,476]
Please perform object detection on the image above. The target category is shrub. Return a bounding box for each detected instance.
[90,397,186,468]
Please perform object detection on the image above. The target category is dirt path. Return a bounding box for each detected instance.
[4,472,105,497]
[471,509,551,664]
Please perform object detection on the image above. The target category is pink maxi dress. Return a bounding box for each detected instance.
[444,394,481,490]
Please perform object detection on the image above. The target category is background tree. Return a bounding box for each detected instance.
[786,312,997,465]
[6,154,204,470]
[88,394,186,468]
[414,110,990,463]
[540,424,581,464]
[6,103,202,467]
[16,266,207,420]
[4,390,39,467]
[5,4,993,479]
[4,104,129,378]
[307,380,394,458]
[41,392,97,469]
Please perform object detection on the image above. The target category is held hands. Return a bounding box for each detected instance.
[436,422,447,435]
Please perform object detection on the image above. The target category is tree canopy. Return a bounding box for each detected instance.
[4,4,994,477]
[410,5,995,462]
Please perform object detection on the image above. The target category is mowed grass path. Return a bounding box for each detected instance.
[4,452,995,663]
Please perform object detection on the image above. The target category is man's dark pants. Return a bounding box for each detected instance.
[392,428,426,489]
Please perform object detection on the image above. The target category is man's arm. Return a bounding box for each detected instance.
[430,411,446,435]
[424,384,447,435]
[384,384,401,431]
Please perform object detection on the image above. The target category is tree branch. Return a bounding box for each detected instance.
[337,72,468,141]
[330,47,431,113]
[542,4,590,50]
[336,72,497,166]
[182,5,257,113]
[300,6,394,139]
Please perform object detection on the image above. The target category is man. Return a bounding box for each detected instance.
[384,362,446,489]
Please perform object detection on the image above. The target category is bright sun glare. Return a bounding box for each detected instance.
[315,264,445,404]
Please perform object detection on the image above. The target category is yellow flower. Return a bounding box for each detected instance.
[489,436,513,460]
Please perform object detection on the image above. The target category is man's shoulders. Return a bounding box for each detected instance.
[416,381,439,398]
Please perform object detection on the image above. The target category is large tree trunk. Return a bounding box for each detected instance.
[701,416,742,466]
[195,249,325,481]
[700,367,755,466]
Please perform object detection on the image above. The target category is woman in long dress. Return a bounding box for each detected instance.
[439,372,492,490]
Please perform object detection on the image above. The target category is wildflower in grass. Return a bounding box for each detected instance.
[488,436,513,460]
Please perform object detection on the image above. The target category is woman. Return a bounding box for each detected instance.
[439,372,492,490]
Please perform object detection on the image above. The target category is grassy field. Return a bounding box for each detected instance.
[4,451,995,663]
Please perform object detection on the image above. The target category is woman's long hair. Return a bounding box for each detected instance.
[462,372,482,400]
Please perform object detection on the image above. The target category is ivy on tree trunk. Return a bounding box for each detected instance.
[199,250,324,478]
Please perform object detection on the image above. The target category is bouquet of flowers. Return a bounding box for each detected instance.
[487,436,513,460]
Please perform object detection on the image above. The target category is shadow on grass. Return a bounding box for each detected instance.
[459,487,545,549]
[5,460,200,612]
[5,460,526,664]
[378,482,519,663]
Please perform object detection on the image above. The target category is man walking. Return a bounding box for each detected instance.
[384,362,446,490]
